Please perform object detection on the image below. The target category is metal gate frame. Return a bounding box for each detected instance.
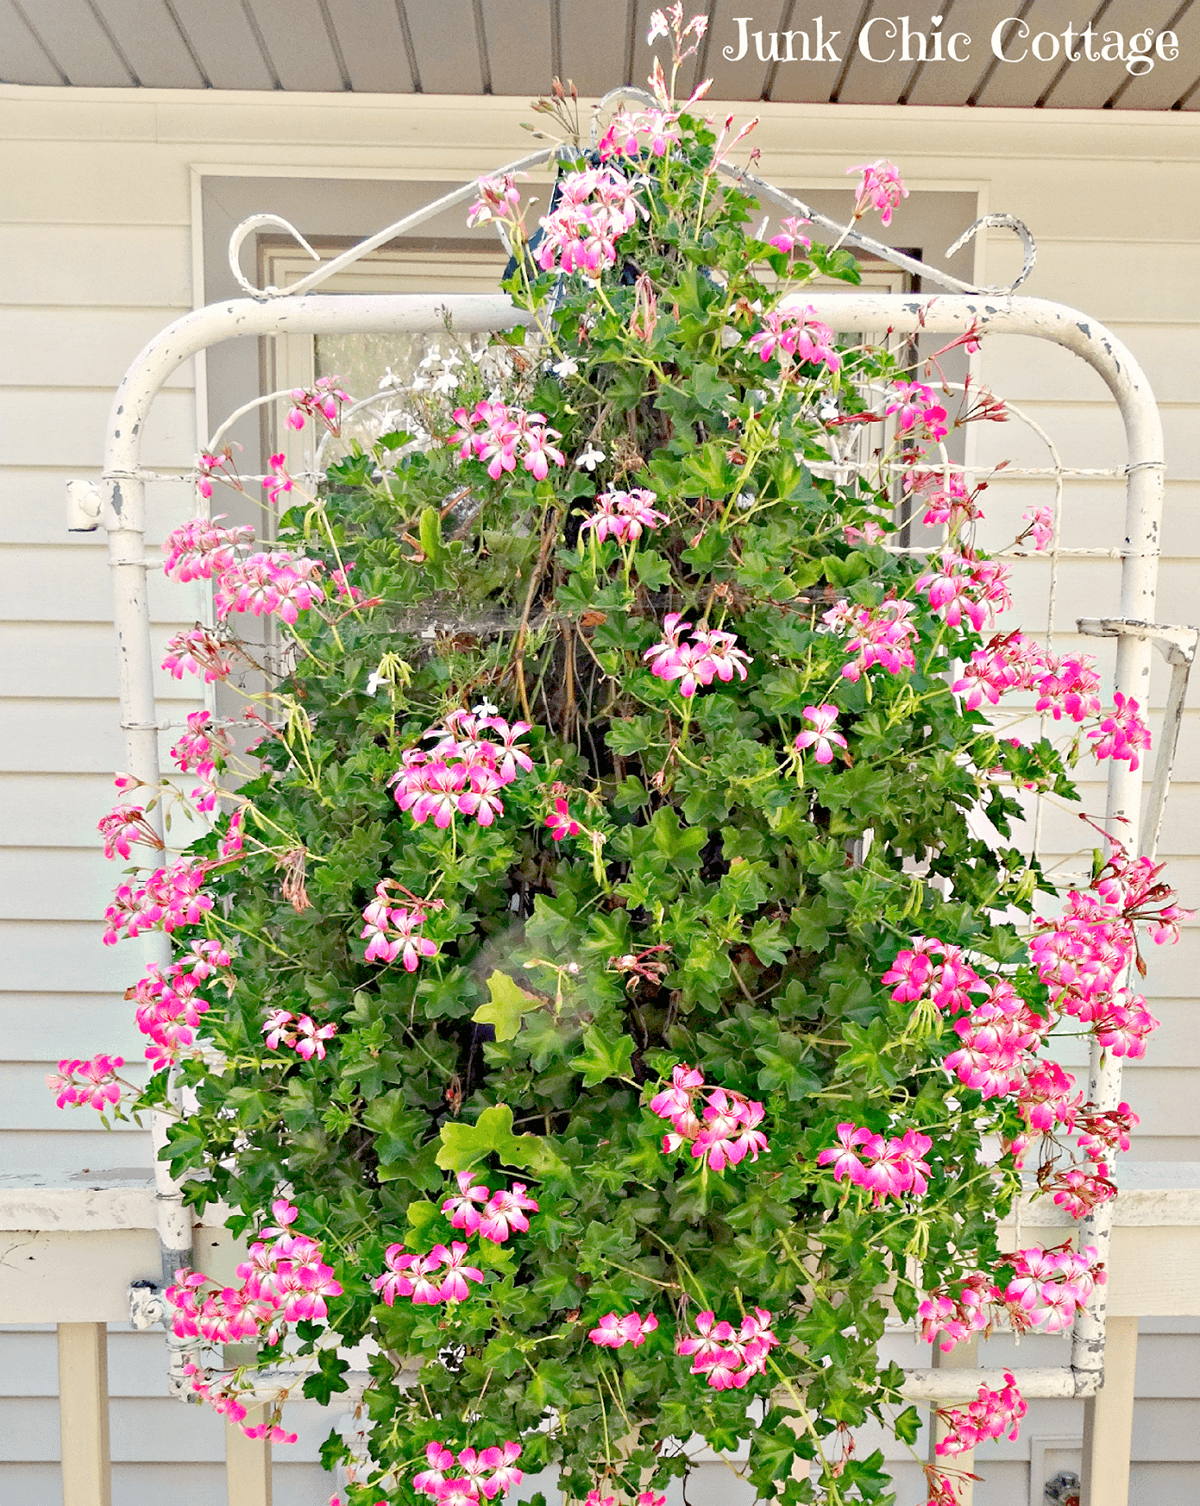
[63,156,1195,1501]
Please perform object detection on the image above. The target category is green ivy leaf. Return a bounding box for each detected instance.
[572,1024,635,1087]
[472,970,543,1042]
[435,1104,562,1174]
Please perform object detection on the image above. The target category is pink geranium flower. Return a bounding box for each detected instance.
[793,704,848,765]
[848,159,908,226]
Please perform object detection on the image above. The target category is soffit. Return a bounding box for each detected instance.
[2,0,1197,110]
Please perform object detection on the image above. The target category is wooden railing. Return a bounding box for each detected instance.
[5,1162,1200,1505]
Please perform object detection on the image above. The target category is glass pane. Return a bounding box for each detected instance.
[315,329,495,462]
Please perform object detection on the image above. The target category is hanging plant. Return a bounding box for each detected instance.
[66,9,1186,1505]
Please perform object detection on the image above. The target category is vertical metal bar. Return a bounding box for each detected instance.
[225,1408,273,1506]
[1081,1316,1139,1506]
[1145,651,1195,863]
[108,483,195,1388]
[1074,350,1164,1501]
[58,1322,112,1506]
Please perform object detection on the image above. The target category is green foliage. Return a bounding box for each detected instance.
[124,101,1078,1506]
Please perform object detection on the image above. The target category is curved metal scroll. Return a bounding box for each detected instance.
[225,93,1037,303]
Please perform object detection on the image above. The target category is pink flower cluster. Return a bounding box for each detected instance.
[589,1310,659,1348]
[390,709,533,831]
[262,451,294,507]
[545,796,581,841]
[1030,1099,1138,1216]
[413,1440,523,1503]
[262,1010,337,1062]
[128,939,231,1071]
[998,1244,1104,1333]
[1022,504,1054,551]
[168,1200,342,1348]
[884,937,1055,1100]
[643,613,752,699]
[442,1170,539,1243]
[676,1307,779,1390]
[1030,849,1182,1029]
[450,399,566,482]
[170,709,230,783]
[373,1172,537,1309]
[535,167,641,278]
[748,304,840,372]
[373,1242,484,1306]
[934,1371,1026,1457]
[181,1363,296,1443]
[162,516,254,583]
[887,381,949,443]
[46,1054,124,1110]
[950,632,1153,771]
[162,627,235,683]
[916,1271,997,1351]
[584,1493,664,1506]
[214,550,326,625]
[597,107,681,160]
[361,886,439,970]
[287,375,350,434]
[793,703,848,765]
[821,598,919,682]
[767,215,812,256]
[916,549,1011,632]
[103,856,213,945]
[817,1123,933,1204]
[904,470,981,533]
[918,1243,1105,1349]
[849,159,908,226]
[649,1064,769,1171]
[97,804,163,861]
[194,447,242,501]
[579,487,668,544]
[467,174,523,229]
[1088,691,1153,771]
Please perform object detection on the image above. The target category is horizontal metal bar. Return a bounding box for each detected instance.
[900,1365,1097,1401]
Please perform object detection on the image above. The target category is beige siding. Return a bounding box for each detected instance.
[2,83,1199,1504]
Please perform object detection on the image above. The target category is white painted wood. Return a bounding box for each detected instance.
[931,1336,979,1505]
[1082,1316,1138,1506]
[0,225,192,307]
[57,1321,112,1506]
[3,1233,161,1323]
[225,1407,272,1506]
[0,389,195,470]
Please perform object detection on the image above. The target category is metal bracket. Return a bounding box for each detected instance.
[1078,617,1200,860]
[66,479,104,532]
[128,1279,167,1330]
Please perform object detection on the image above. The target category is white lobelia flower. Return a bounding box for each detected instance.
[576,443,606,472]
[549,356,580,379]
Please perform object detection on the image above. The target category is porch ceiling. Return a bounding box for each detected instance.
[2,0,1199,110]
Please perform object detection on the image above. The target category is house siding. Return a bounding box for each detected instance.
[1,84,1198,1504]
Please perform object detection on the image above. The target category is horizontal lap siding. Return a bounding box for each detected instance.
[0,132,202,1195]
[2,84,1199,1504]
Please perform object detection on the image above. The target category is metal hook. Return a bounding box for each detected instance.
[227,213,321,301]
